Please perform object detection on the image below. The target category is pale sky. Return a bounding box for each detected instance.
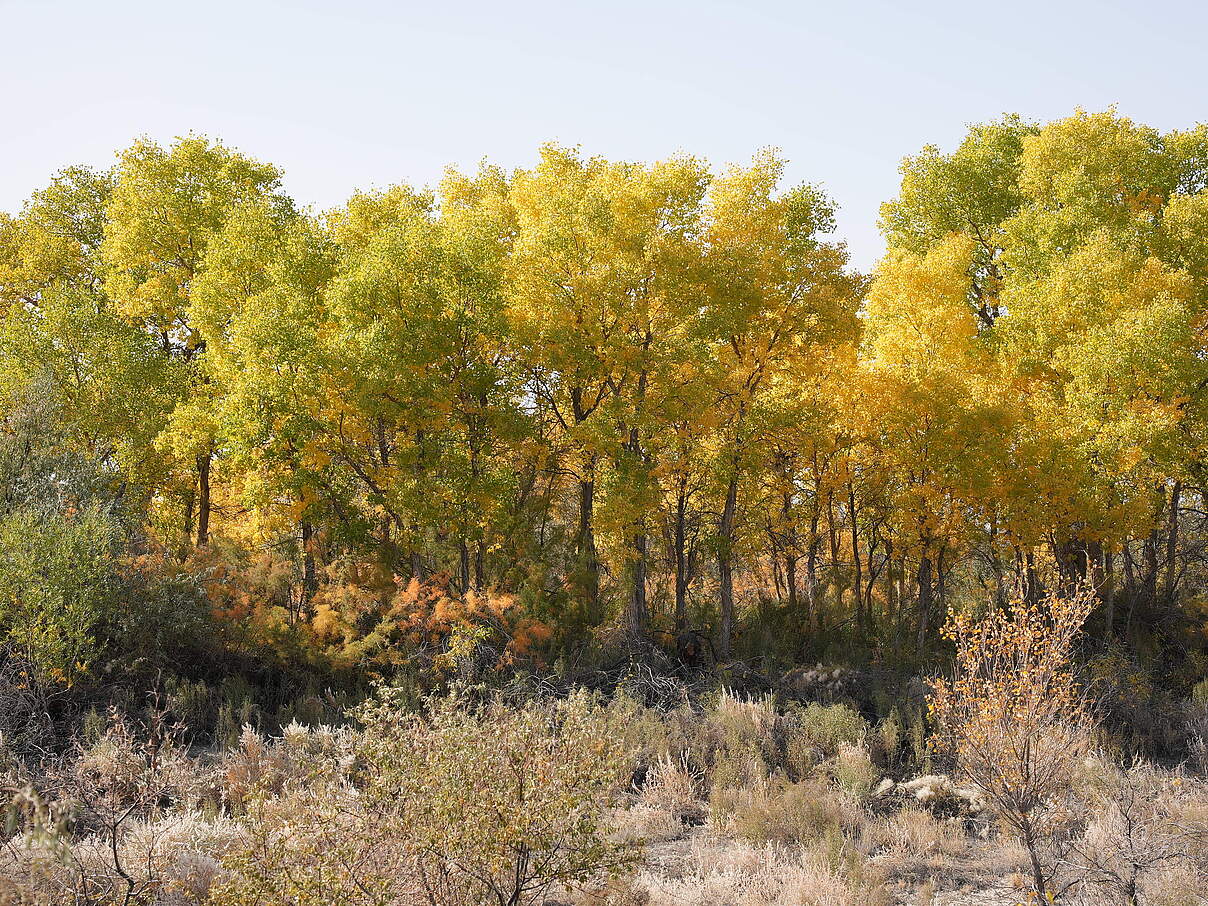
[2,0,1206,271]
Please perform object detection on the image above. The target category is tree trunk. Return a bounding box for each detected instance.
[301,520,317,611]
[806,510,820,632]
[717,470,738,661]
[989,517,1005,606]
[1164,480,1181,606]
[674,481,689,633]
[459,538,471,596]
[1022,819,1047,903]
[782,483,799,614]
[826,487,839,599]
[578,469,600,624]
[1025,549,1040,603]
[785,552,798,614]
[195,451,211,548]
[1123,541,1139,641]
[848,482,862,630]
[1102,547,1115,646]
[179,475,196,561]
[769,525,784,603]
[628,531,648,638]
[916,554,933,655]
[1143,527,1159,609]
[884,539,896,628]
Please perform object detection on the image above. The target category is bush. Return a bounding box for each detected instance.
[358,689,636,906]
[701,691,779,792]
[783,702,869,780]
[719,778,862,846]
[829,744,880,800]
[929,585,1097,902]
[0,506,121,689]
[637,753,706,827]
[792,702,868,757]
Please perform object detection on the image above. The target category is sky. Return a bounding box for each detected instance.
[2,0,1207,271]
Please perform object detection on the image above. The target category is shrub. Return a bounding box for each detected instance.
[358,689,636,906]
[214,781,410,906]
[829,744,880,800]
[720,778,862,846]
[631,836,889,906]
[790,702,868,758]
[637,753,706,826]
[0,706,216,906]
[928,585,1097,902]
[871,709,903,768]
[0,506,121,689]
[702,691,779,792]
[1064,763,1208,906]
[603,692,672,777]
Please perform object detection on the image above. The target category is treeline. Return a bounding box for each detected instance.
[2,109,1208,689]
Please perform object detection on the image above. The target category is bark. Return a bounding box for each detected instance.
[459,538,471,596]
[301,520,317,611]
[806,509,820,632]
[717,470,738,661]
[1022,819,1048,903]
[195,451,211,548]
[1143,528,1159,608]
[826,487,839,599]
[884,539,896,627]
[673,480,689,633]
[848,482,862,630]
[916,553,933,655]
[769,526,784,603]
[782,479,799,614]
[1164,480,1182,606]
[988,516,1005,607]
[628,531,648,638]
[1123,541,1139,639]
[1102,547,1116,646]
[785,551,798,614]
[179,476,196,562]
[473,541,485,591]
[578,469,601,624]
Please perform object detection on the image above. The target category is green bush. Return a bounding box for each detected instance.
[0,506,121,688]
[783,702,869,779]
[829,745,880,800]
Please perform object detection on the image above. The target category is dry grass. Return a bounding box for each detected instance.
[619,835,890,906]
[3,691,1207,906]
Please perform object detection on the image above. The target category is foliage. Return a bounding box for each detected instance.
[0,507,121,688]
[5,115,1208,840]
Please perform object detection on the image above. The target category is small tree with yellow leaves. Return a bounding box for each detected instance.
[928,585,1097,902]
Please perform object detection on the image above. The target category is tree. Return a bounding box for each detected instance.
[0,165,176,500]
[997,110,1208,619]
[855,235,1007,653]
[101,135,293,551]
[191,196,338,608]
[700,152,859,658]
[880,115,1036,330]
[506,144,710,635]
